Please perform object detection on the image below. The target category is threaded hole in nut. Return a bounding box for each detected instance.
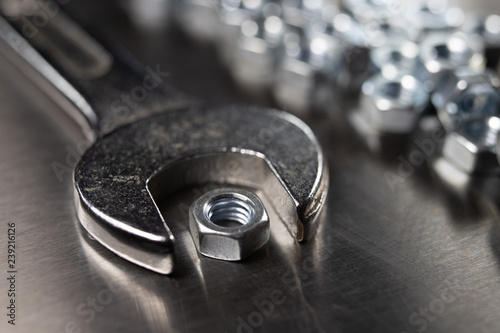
[434,44,451,60]
[380,78,422,106]
[207,197,255,228]
[433,39,470,64]
[381,82,402,99]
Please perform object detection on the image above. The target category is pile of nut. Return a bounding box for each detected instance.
[175,0,500,174]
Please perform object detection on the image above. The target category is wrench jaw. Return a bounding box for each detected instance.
[74,105,328,273]
[298,158,330,242]
[74,186,176,275]
[146,151,327,243]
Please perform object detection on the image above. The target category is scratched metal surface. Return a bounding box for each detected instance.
[1,1,500,332]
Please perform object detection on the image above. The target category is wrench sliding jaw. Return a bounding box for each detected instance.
[0,6,329,274]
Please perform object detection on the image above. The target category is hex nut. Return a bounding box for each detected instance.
[401,1,465,33]
[443,116,500,173]
[371,40,422,77]
[342,0,403,24]
[189,188,270,261]
[333,12,416,93]
[432,68,500,131]
[178,0,221,43]
[336,7,419,48]
[216,0,271,64]
[282,0,325,28]
[419,31,486,84]
[462,14,500,48]
[359,72,429,134]
[230,15,285,92]
[462,14,500,69]
[273,31,343,115]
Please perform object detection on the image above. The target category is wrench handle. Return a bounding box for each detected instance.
[0,3,189,139]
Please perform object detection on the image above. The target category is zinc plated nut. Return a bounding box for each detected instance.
[342,0,404,24]
[462,14,500,48]
[370,40,423,79]
[178,0,221,43]
[331,12,372,93]
[443,116,500,174]
[419,31,486,84]
[216,0,272,64]
[462,14,500,69]
[273,24,343,114]
[432,68,500,132]
[333,11,416,49]
[359,71,430,134]
[189,188,270,261]
[230,15,285,92]
[282,0,326,28]
[401,0,465,34]
[333,12,416,93]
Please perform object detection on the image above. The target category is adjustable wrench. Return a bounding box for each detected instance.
[0,2,328,274]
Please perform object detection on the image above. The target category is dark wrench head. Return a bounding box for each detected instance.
[75,104,329,274]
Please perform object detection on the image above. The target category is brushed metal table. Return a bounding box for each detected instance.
[1,1,500,332]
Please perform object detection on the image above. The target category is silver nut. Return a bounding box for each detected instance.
[359,72,429,134]
[342,0,404,24]
[462,14,500,69]
[273,31,343,114]
[419,31,486,84]
[334,11,414,49]
[282,0,326,28]
[333,12,369,48]
[443,116,500,173]
[371,40,422,77]
[178,0,221,43]
[432,68,500,131]
[189,188,270,261]
[330,13,371,92]
[216,0,274,64]
[230,15,285,92]
[402,0,465,33]
[365,21,421,49]
[121,0,171,29]
[462,14,500,47]
[333,12,416,93]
